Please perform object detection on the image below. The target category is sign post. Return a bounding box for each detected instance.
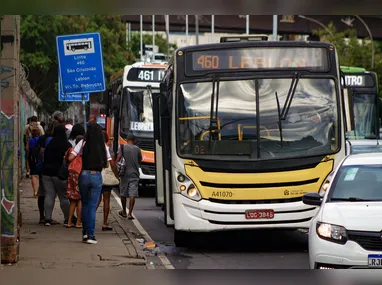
[56,32,105,126]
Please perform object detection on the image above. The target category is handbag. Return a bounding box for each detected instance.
[102,164,120,186]
[68,141,84,175]
[116,144,126,177]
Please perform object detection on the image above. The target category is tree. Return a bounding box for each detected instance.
[313,22,382,95]
[20,16,134,114]
[129,32,177,60]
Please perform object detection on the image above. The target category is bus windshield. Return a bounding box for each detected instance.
[120,87,156,139]
[177,77,338,160]
[346,93,378,139]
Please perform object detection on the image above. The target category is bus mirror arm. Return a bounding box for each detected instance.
[275,91,284,148]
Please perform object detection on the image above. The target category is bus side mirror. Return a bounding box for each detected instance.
[302,192,322,206]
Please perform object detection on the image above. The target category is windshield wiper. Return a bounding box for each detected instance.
[275,91,283,147]
[255,79,261,159]
[280,72,301,120]
[331,197,376,202]
[208,77,220,147]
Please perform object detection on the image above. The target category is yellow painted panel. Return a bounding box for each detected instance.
[184,157,334,200]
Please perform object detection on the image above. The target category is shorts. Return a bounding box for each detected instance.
[102,185,113,192]
[119,179,139,198]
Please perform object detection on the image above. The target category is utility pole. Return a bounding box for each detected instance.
[272,15,278,40]
[140,15,143,61]
[152,15,155,61]
[195,15,199,45]
[186,15,189,37]
[211,15,215,41]
[165,15,170,60]
[246,15,250,34]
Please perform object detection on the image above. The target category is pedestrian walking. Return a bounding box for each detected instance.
[97,131,119,231]
[24,116,45,178]
[65,135,84,228]
[41,124,71,226]
[68,123,112,244]
[68,124,85,147]
[116,135,142,220]
[26,127,42,196]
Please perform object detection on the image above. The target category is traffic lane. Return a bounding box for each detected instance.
[115,187,310,269]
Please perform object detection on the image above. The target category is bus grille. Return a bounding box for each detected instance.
[347,231,382,251]
[136,138,154,152]
[141,163,155,176]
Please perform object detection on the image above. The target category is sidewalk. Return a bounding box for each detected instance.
[2,179,148,270]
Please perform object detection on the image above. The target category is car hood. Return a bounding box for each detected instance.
[321,202,382,231]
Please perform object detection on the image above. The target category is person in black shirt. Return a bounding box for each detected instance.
[41,125,71,226]
[68,123,112,244]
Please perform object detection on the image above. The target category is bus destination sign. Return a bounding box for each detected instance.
[127,68,165,83]
[188,47,329,73]
[341,74,375,88]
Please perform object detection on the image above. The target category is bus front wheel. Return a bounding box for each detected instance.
[174,230,190,247]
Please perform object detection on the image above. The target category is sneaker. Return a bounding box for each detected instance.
[86,236,97,244]
[45,220,51,226]
[82,235,88,242]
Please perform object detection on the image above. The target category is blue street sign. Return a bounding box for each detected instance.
[58,72,89,102]
[56,32,106,94]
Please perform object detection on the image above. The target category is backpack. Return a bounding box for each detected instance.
[116,145,126,177]
[35,137,53,174]
[28,137,40,168]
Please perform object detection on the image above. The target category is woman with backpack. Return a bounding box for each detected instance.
[27,127,42,196]
[68,123,112,244]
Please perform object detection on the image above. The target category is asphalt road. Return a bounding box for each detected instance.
[115,186,310,269]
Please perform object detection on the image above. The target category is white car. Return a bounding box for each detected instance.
[303,153,382,269]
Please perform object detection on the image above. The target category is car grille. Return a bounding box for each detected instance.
[347,230,382,251]
[136,138,154,152]
[141,163,155,176]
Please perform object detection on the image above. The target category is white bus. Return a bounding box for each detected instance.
[108,62,167,187]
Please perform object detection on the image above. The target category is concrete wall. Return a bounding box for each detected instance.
[1,15,21,263]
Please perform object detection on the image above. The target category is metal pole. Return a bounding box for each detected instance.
[272,15,278,40]
[246,15,249,34]
[0,32,2,255]
[165,15,170,60]
[195,15,199,45]
[355,15,375,68]
[152,15,155,61]
[140,15,143,61]
[126,22,128,48]
[186,15,189,37]
[211,15,215,41]
[82,94,86,131]
[128,23,131,46]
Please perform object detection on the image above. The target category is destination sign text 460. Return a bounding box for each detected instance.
[189,47,329,72]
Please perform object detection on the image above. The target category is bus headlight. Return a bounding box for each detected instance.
[319,172,334,196]
[174,170,202,202]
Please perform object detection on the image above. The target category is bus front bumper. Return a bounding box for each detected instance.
[139,168,155,181]
[173,193,317,232]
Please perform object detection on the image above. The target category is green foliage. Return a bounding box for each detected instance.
[20,15,134,114]
[128,32,177,60]
[313,22,382,95]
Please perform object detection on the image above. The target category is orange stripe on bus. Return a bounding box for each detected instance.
[119,136,155,164]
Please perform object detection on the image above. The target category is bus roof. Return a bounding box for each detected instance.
[123,62,168,89]
[131,61,168,69]
[340,66,367,73]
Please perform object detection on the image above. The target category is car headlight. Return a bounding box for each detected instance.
[316,222,347,244]
[174,170,202,202]
[319,172,334,196]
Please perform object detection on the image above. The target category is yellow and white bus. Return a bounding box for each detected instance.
[108,61,167,187]
[153,41,346,245]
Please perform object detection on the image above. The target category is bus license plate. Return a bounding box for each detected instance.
[245,209,274,219]
[368,254,382,268]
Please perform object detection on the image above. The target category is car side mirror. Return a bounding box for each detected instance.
[302,192,322,206]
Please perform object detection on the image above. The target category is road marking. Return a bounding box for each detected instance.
[111,191,175,269]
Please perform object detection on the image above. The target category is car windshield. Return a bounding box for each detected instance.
[346,93,378,139]
[329,165,382,201]
[120,87,157,139]
[177,78,339,161]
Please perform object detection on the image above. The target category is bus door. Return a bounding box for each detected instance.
[152,92,164,206]
[154,81,174,226]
